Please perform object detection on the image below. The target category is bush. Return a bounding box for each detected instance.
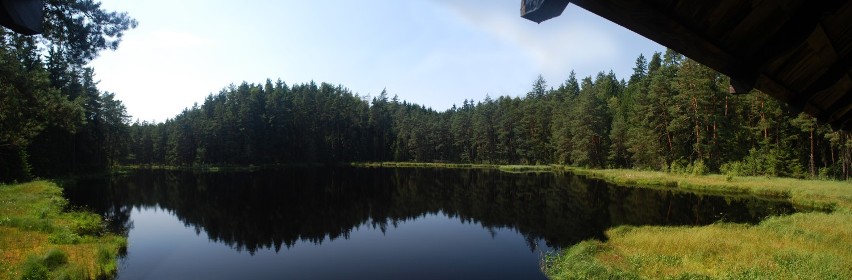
[42,248,68,269]
[720,161,741,176]
[53,266,88,280]
[669,159,708,175]
[69,212,104,236]
[818,165,843,180]
[20,249,73,280]
[20,257,49,280]
[48,230,82,245]
[691,160,709,176]
[669,159,688,174]
[721,148,806,178]
[96,246,119,276]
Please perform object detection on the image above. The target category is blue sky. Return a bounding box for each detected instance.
[89,0,664,122]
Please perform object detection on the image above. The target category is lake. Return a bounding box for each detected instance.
[63,167,799,279]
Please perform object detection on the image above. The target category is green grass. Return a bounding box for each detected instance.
[542,167,852,280]
[118,163,331,173]
[0,181,126,280]
[543,211,852,279]
[497,164,561,173]
[349,162,502,169]
[566,167,852,211]
[352,163,851,211]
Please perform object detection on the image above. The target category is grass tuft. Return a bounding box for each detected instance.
[1,181,126,280]
[42,248,69,269]
[68,212,105,236]
[498,165,557,173]
[20,256,49,280]
[350,162,501,170]
[48,230,82,245]
[543,240,640,280]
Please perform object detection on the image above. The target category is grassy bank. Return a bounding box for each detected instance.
[543,211,852,279]
[566,168,852,211]
[352,162,569,173]
[354,163,852,210]
[350,162,500,169]
[543,168,852,279]
[0,181,126,280]
[118,163,330,173]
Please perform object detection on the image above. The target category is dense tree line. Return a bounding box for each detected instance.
[2,0,849,181]
[0,0,136,182]
[123,50,852,179]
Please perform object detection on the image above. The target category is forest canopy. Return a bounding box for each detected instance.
[0,0,136,181]
[0,1,848,182]
[120,50,852,180]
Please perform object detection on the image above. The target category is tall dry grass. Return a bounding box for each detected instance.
[0,181,126,280]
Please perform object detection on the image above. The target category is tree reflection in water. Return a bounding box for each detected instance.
[63,167,798,254]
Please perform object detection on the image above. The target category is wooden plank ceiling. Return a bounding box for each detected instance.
[523,0,852,129]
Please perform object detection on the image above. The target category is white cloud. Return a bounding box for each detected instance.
[89,29,218,122]
[433,0,618,77]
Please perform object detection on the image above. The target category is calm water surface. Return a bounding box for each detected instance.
[64,167,798,279]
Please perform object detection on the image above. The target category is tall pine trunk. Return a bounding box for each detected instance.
[809,127,815,177]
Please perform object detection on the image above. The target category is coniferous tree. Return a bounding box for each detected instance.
[107,48,852,180]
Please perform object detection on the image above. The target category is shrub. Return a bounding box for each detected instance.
[20,249,73,280]
[669,159,708,175]
[42,248,68,269]
[96,246,119,276]
[691,159,709,176]
[54,266,88,280]
[48,230,82,245]
[720,148,805,178]
[70,212,104,236]
[20,257,49,280]
[720,161,741,176]
[669,159,688,174]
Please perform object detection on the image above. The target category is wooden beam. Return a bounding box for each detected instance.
[567,0,759,92]
[819,83,852,122]
[729,78,754,94]
[749,1,844,68]
[792,27,852,108]
[828,103,852,130]
[522,0,852,129]
[0,0,42,35]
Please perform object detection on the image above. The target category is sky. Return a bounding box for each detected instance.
[89,0,664,123]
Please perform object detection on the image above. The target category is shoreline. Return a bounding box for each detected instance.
[49,163,852,278]
[0,181,126,279]
[354,164,852,278]
[120,162,851,211]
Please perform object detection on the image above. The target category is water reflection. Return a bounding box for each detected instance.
[64,167,798,254]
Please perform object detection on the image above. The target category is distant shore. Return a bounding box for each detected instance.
[357,162,851,210]
[121,162,851,210]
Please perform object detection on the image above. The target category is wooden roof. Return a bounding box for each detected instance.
[523,0,852,129]
[0,0,42,35]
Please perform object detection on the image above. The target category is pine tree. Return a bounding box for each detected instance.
[552,71,579,164]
